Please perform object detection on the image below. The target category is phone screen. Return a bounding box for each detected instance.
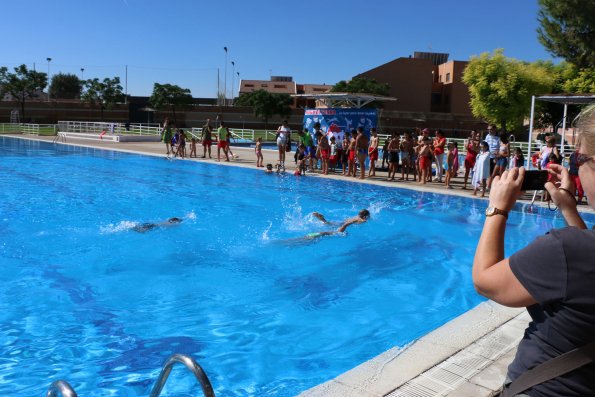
[521,170,548,191]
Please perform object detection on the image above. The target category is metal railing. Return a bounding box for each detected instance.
[149,354,215,397]
[0,123,57,135]
[229,128,255,142]
[45,380,78,397]
[57,121,160,136]
[0,123,22,133]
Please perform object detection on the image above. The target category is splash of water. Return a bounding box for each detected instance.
[100,221,138,234]
[261,221,273,241]
[185,211,197,221]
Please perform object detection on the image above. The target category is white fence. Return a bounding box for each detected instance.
[0,123,57,135]
[57,121,161,136]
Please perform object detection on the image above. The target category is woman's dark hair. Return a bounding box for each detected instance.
[500,133,509,144]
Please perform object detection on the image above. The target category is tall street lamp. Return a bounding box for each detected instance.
[231,61,235,105]
[46,57,52,102]
[223,46,228,106]
[80,68,84,80]
[236,71,240,106]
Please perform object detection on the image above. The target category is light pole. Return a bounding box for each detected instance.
[235,71,240,106]
[80,68,85,102]
[231,61,235,105]
[46,57,52,102]
[223,46,228,106]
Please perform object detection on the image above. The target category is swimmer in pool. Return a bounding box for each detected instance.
[278,209,370,245]
[132,217,183,233]
[311,209,370,227]
[305,209,370,239]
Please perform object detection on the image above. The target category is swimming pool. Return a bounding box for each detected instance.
[1,136,590,396]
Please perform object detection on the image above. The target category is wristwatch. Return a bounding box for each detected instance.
[485,207,509,219]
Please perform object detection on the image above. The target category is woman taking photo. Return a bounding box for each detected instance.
[472,105,595,396]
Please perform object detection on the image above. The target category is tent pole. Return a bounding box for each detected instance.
[528,95,535,169]
[561,104,567,158]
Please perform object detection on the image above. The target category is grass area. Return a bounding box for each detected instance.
[37,127,58,136]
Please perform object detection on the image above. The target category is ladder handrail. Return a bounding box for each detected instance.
[149,353,215,397]
[45,380,78,397]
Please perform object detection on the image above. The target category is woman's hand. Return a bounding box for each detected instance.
[489,167,524,212]
[545,163,577,211]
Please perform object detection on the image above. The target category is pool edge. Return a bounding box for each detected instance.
[297,301,525,397]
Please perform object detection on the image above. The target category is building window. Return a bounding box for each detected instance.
[261,84,268,87]
[445,73,451,83]
[274,84,286,88]
[245,84,254,87]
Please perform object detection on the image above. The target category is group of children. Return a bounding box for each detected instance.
[254,126,538,198]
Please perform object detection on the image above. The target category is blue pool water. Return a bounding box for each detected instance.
[1,136,592,397]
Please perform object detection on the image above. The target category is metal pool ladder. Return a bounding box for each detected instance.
[44,353,215,397]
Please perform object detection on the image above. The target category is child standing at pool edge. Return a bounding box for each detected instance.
[255,137,264,167]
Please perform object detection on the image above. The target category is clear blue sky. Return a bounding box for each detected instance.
[1,0,554,98]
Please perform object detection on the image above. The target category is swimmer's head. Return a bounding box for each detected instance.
[358,209,370,219]
[168,217,183,224]
[266,164,273,170]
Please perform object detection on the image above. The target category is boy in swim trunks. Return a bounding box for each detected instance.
[347,130,357,177]
[217,121,230,162]
[368,128,379,177]
[387,132,400,181]
[400,132,413,181]
[318,132,331,175]
[200,118,213,158]
[355,127,369,179]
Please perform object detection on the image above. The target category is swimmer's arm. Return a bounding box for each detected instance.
[312,212,329,224]
[337,219,358,233]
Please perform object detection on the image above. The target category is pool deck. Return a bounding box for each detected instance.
[5,133,592,397]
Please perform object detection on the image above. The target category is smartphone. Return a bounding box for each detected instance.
[521,170,548,191]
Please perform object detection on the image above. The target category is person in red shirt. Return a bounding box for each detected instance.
[433,129,446,182]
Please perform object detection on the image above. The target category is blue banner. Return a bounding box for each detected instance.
[303,108,378,141]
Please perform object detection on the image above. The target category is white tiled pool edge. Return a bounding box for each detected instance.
[299,301,527,397]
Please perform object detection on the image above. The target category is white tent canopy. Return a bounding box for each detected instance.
[291,92,396,109]
[527,94,595,165]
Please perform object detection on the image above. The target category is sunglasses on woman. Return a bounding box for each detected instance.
[576,153,594,167]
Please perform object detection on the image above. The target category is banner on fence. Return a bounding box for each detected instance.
[302,108,378,142]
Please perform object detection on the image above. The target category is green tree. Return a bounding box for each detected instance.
[462,49,556,132]
[235,89,292,129]
[0,64,47,122]
[149,83,194,122]
[81,77,124,120]
[559,63,595,93]
[49,73,82,100]
[331,76,390,96]
[330,76,390,108]
[537,0,595,69]
[533,62,594,129]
